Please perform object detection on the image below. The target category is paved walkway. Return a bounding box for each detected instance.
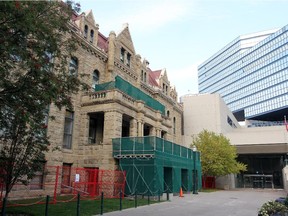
[100,189,286,216]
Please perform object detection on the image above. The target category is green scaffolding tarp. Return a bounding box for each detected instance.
[113,136,202,196]
[94,76,165,115]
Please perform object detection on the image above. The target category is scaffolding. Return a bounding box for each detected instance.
[94,76,165,115]
[113,136,202,196]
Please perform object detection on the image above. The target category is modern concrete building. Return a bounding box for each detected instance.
[181,93,288,189]
[198,25,288,123]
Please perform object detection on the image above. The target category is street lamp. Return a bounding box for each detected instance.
[192,146,198,194]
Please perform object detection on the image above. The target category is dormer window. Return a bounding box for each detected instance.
[84,25,88,38]
[120,47,132,67]
[120,48,125,63]
[127,53,131,67]
[90,30,94,43]
[141,70,147,82]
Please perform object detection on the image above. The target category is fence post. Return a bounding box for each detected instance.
[134,191,137,208]
[166,192,169,201]
[148,193,150,205]
[119,190,122,211]
[45,195,50,216]
[53,166,60,204]
[1,197,6,216]
[100,192,104,215]
[158,190,160,202]
[76,193,80,216]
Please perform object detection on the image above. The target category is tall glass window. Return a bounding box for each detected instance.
[92,70,99,89]
[84,25,88,38]
[90,30,94,43]
[63,111,74,149]
[69,57,78,76]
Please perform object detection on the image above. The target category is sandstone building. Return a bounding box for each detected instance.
[40,9,200,197]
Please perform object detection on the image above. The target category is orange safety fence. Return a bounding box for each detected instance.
[0,165,126,207]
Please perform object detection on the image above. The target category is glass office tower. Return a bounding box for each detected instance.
[198,25,288,122]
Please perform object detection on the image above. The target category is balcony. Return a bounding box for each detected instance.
[82,76,165,115]
[112,136,196,161]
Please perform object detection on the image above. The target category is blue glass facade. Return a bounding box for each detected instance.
[198,25,288,120]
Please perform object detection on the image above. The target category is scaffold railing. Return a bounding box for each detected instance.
[112,136,193,159]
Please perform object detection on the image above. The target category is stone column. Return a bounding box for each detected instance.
[156,128,161,137]
[78,113,89,150]
[103,110,123,144]
[137,120,144,137]
[107,31,116,80]
[130,118,137,137]
[150,127,156,136]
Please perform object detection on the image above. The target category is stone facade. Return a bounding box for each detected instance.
[45,10,183,172]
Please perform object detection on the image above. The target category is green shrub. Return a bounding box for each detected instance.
[258,201,288,216]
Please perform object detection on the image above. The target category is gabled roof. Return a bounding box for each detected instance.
[116,23,135,54]
[85,9,96,26]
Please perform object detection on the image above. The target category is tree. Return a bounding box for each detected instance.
[0,1,87,198]
[191,130,246,184]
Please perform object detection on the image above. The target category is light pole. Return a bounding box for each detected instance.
[193,146,198,194]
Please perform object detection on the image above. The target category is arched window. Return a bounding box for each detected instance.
[84,25,88,38]
[92,70,99,89]
[69,57,78,76]
[167,110,170,117]
[90,30,94,43]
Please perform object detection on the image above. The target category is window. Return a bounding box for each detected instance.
[63,111,74,149]
[120,48,125,63]
[127,53,131,67]
[141,70,144,81]
[92,70,99,89]
[29,163,45,190]
[69,57,78,76]
[84,25,88,38]
[43,51,54,72]
[90,30,94,43]
[173,117,176,134]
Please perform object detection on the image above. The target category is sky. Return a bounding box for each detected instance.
[78,0,288,97]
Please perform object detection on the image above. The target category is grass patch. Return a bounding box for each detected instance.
[3,197,162,216]
[199,188,220,193]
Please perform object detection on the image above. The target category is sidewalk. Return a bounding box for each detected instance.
[100,189,286,216]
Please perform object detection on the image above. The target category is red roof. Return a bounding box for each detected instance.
[148,69,161,87]
[97,32,108,52]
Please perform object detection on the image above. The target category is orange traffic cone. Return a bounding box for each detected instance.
[179,187,184,197]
